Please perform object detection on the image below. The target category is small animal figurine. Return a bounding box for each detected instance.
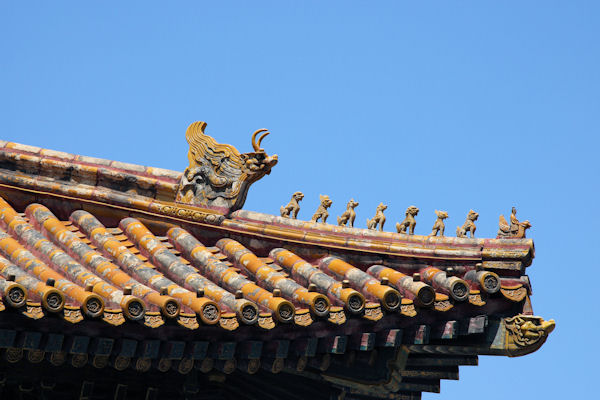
[497,207,531,238]
[429,210,448,236]
[311,195,333,223]
[456,210,479,238]
[337,199,359,227]
[396,206,419,235]
[280,191,304,219]
[366,203,387,231]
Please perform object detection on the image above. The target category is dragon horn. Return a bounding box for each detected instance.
[257,131,270,148]
[252,128,269,151]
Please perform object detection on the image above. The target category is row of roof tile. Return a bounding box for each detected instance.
[0,196,528,332]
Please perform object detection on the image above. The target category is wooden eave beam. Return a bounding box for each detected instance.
[399,366,459,380]
[405,355,478,367]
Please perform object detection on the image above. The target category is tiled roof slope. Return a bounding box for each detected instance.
[0,194,541,398]
[0,140,553,400]
[0,196,527,332]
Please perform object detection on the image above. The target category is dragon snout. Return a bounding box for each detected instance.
[266,154,278,167]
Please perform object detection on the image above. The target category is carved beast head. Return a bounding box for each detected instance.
[467,210,479,221]
[406,206,419,217]
[292,191,304,201]
[241,128,278,177]
[319,195,332,208]
[435,210,448,219]
[177,121,279,212]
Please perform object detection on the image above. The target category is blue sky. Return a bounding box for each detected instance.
[2,2,598,398]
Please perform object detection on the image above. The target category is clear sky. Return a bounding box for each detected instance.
[2,2,598,398]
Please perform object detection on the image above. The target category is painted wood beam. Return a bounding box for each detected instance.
[399,366,459,380]
[406,355,478,367]
[318,335,347,354]
[395,379,441,394]
[376,329,403,348]
[349,333,375,351]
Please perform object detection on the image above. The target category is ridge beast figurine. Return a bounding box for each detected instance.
[280,192,304,219]
[429,210,448,237]
[337,199,359,227]
[366,203,387,231]
[311,195,333,223]
[176,121,278,213]
[497,207,532,238]
[456,210,478,238]
[396,206,419,235]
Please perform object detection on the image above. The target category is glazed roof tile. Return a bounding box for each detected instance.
[0,193,530,333]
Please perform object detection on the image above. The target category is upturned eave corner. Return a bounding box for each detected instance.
[486,314,556,357]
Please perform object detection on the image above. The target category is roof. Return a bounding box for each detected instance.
[0,125,554,400]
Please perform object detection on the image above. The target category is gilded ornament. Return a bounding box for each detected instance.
[102,309,126,326]
[176,121,278,213]
[296,356,308,372]
[271,358,285,374]
[5,347,23,363]
[63,306,84,324]
[311,195,333,223]
[468,292,486,306]
[27,349,45,364]
[222,359,237,374]
[337,199,359,227]
[429,210,448,237]
[258,314,276,330]
[366,203,387,231]
[456,210,478,238]
[396,206,419,235]
[497,207,531,239]
[327,308,347,325]
[135,357,152,372]
[500,285,528,302]
[280,191,304,219]
[113,355,130,371]
[400,302,417,317]
[294,310,314,327]
[198,358,214,373]
[434,298,453,312]
[362,304,383,321]
[246,358,261,374]
[177,314,200,330]
[218,315,239,331]
[157,204,224,225]
[503,314,555,356]
[157,358,172,372]
[23,302,44,319]
[92,355,109,369]
[49,351,66,366]
[144,312,164,328]
[178,358,194,374]
[6,284,26,308]
[71,353,88,368]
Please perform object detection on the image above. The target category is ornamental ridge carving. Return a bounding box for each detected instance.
[327,308,347,325]
[176,121,278,213]
[157,204,225,225]
[497,207,532,239]
[504,314,555,356]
